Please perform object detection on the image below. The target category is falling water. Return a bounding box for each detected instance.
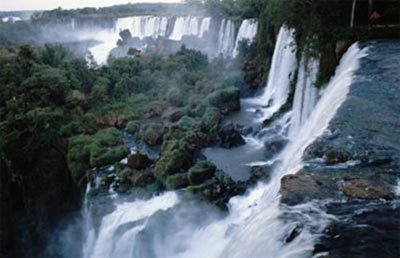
[81,39,367,258]
[216,19,236,58]
[247,27,297,122]
[289,56,319,137]
[199,17,211,38]
[232,19,258,57]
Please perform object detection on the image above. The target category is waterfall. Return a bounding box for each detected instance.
[199,17,211,38]
[248,27,297,122]
[83,192,179,258]
[71,18,76,31]
[289,56,319,137]
[116,16,169,39]
[169,17,201,41]
[87,16,253,64]
[216,19,236,58]
[81,41,367,258]
[232,19,258,57]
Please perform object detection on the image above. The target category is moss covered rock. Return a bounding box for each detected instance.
[126,120,141,135]
[154,140,192,181]
[127,152,152,170]
[207,87,240,114]
[188,161,216,185]
[165,173,190,190]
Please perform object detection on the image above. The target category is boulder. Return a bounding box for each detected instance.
[342,179,395,200]
[126,120,140,135]
[162,108,185,122]
[165,173,190,190]
[280,173,326,205]
[188,161,216,185]
[264,137,288,159]
[130,169,156,187]
[218,122,245,148]
[127,152,152,170]
[249,165,272,184]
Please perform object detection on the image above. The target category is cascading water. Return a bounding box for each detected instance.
[84,16,261,64]
[232,19,258,58]
[245,27,297,123]
[289,56,319,137]
[216,19,236,58]
[80,33,367,257]
[199,17,211,38]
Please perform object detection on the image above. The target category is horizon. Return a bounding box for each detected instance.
[0,0,183,12]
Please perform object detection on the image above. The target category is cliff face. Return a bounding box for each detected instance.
[0,144,81,258]
[280,40,400,257]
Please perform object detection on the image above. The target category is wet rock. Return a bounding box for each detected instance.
[264,137,288,159]
[188,161,216,185]
[248,165,272,184]
[280,173,327,205]
[127,152,152,170]
[235,124,253,135]
[342,179,395,200]
[218,122,245,148]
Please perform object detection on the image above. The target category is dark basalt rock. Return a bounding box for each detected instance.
[264,136,288,159]
[218,122,245,148]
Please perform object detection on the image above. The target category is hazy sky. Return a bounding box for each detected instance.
[1,0,183,11]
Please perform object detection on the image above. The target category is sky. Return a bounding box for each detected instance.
[0,0,183,12]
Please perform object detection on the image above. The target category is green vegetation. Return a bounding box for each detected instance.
[0,43,241,191]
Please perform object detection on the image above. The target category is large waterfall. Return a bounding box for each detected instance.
[79,22,368,256]
[83,16,258,64]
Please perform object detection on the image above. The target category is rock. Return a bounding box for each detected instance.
[165,173,190,190]
[127,152,152,170]
[249,165,272,184]
[218,122,245,148]
[139,123,164,146]
[280,173,326,205]
[342,179,395,200]
[201,107,221,131]
[162,108,184,122]
[154,140,192,181]
[207,87,241,114]
[126,120,140,135]
[130,169,156,187]
[235,124,253,135]
[188,161,216,185]
[264,137,288,159]
[115,115,129,129]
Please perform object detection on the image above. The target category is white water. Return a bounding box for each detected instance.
[216,19,236,58]
[246,27,297,122]
[84,16,262,64]
[289,56,319,137]
[199,17,211,38]
[81,40,367,258]
[84,192,179,258]
[232,19,258,57]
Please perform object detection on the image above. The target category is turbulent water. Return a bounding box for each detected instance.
[77,23,369,257]
[83,16,258,64]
